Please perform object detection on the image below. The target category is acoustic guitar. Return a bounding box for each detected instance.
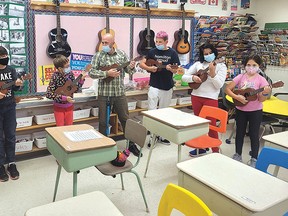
[0,74,32,94]
[100,56,143,83]
[172,2,190,54]
[232,81,284,106]
[137,0,155,56]
[47,0,71,58]
[96,0,117,52]
[145,59,179,72]
[55,64,91,97]
[188,58,225,90]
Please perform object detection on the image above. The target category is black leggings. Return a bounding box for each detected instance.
[235,109,262,159]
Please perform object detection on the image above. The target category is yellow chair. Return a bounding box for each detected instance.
[158,183,213,216]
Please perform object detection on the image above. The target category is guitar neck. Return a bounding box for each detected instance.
[56,4,61,39]
[72,74,83,85]
[247,87,264,97]
[1,80,16,90]
[181,3,185,37]
[106,8,110,32]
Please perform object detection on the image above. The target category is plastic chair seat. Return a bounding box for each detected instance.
[185,135,222,149]
[96,160,133,176]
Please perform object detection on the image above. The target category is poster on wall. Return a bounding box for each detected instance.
[241,0,250,9]
[208,0,218,6]
[231,0,238,10]
[222,0,227,10]
[190,0,206,4]
[0,1,28,95]
[70,52,93,76]
[124,0,158,7]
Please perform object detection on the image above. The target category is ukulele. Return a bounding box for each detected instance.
[55,64,91,97]
[172,2,191,54]
[100,56,143,83]
[145,59,179,72]
[47,0,71,58]
[96,0,117,52]
[137,0,155,56]
[188,58,225,90]
[0,74,32,94]
[233,81,284,106]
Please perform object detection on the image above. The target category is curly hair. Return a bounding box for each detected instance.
[199,43,218,63]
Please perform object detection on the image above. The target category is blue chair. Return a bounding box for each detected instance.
[256,147,288,176]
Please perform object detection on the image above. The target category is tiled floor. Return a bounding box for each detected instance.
[0,121,287,216]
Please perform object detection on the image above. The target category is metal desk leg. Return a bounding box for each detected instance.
[53,164,62,202]
[178,145,182,162]
[144,134,157,178]
[73,171,78,197]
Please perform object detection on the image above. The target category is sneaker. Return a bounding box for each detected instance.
[0,165,9,182]
[232,153,242,162]
[158,137,171,145]
[147,136,157,149]
[128,142,143,157]
[189,149,207,157]
[7,163,19,180]
[247,158,257,168]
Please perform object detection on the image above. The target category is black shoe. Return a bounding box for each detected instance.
[129,143,143,157]
[0,165,9,182]
[7,163,19,180]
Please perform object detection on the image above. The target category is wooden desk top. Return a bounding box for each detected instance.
[262,131,288,148]
[177,154,288,212]
[45,124,116,153]
[141,108,210,129]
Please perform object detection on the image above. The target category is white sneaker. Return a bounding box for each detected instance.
[232,153,242,162]
[247,158,257,168]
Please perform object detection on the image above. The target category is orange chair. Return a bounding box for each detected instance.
[185,105,228,154]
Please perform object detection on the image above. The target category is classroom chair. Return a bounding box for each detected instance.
[256,147,288,177]
[95,119,149,212]
[158,183,213,216]
[185,105,228,154]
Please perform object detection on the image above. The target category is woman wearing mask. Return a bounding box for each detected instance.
[46,55,86,126]
[225,55,271,168]
[182,43,227,156]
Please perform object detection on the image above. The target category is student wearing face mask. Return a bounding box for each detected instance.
[139,31,180,146]
[225,55,271,168]
[0,46,23,182]
[88,33,143,157]
[46,54,86,126]
[182,43,227,157]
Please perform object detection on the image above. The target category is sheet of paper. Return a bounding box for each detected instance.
[64,129,102,142]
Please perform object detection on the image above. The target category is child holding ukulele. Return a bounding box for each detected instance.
[225,54,271,168]
[46,55,88,126]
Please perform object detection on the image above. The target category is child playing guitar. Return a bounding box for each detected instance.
[46,55,87,126]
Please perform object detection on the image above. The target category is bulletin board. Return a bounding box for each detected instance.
[31,9,192,92]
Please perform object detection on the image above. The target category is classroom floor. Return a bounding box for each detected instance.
[0,121,287,216]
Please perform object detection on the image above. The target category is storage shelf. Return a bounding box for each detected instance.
[30,1,195,17]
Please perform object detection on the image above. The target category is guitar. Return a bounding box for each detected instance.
[47,0,71,59]
[233,81,284,106]
[172,2,191,54]
[145,59,179,72]
[137,0,155,56]
[188,58,225,90]
[0,74,32,94]
[55,64,91,97]
[100,56,143,83]
[96,0,117,52]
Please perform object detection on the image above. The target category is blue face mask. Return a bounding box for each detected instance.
[156,45,165,51]
[64,67,71,74]
[102,45,111,53]
[204,53,216,62]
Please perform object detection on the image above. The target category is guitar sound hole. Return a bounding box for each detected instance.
[67,86,72,91]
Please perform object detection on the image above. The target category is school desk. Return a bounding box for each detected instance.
[177,153,288,216]
[45,124,117,201]
[141,107,210,177]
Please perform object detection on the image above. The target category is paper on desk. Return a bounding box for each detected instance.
[64,129,102,142]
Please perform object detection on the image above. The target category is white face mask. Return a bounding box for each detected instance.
[102,45,111,53]
[245,66,259,75]
[64,67,71,74]
[204,53,215,62]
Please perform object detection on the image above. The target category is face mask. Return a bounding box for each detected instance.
[0,57,9,65]
[156,45,165,51]
[245,66,259,75]
[64,67,71,74]
[102,45,111,53]
[204,53,215,62]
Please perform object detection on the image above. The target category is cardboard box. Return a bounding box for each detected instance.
[34,113,55,125]
[15,135,33,153]
[16,116,33,128]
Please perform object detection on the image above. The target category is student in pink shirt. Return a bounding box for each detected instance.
[225,55,271,168]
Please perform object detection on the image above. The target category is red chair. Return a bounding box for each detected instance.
[185,106,228,154]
